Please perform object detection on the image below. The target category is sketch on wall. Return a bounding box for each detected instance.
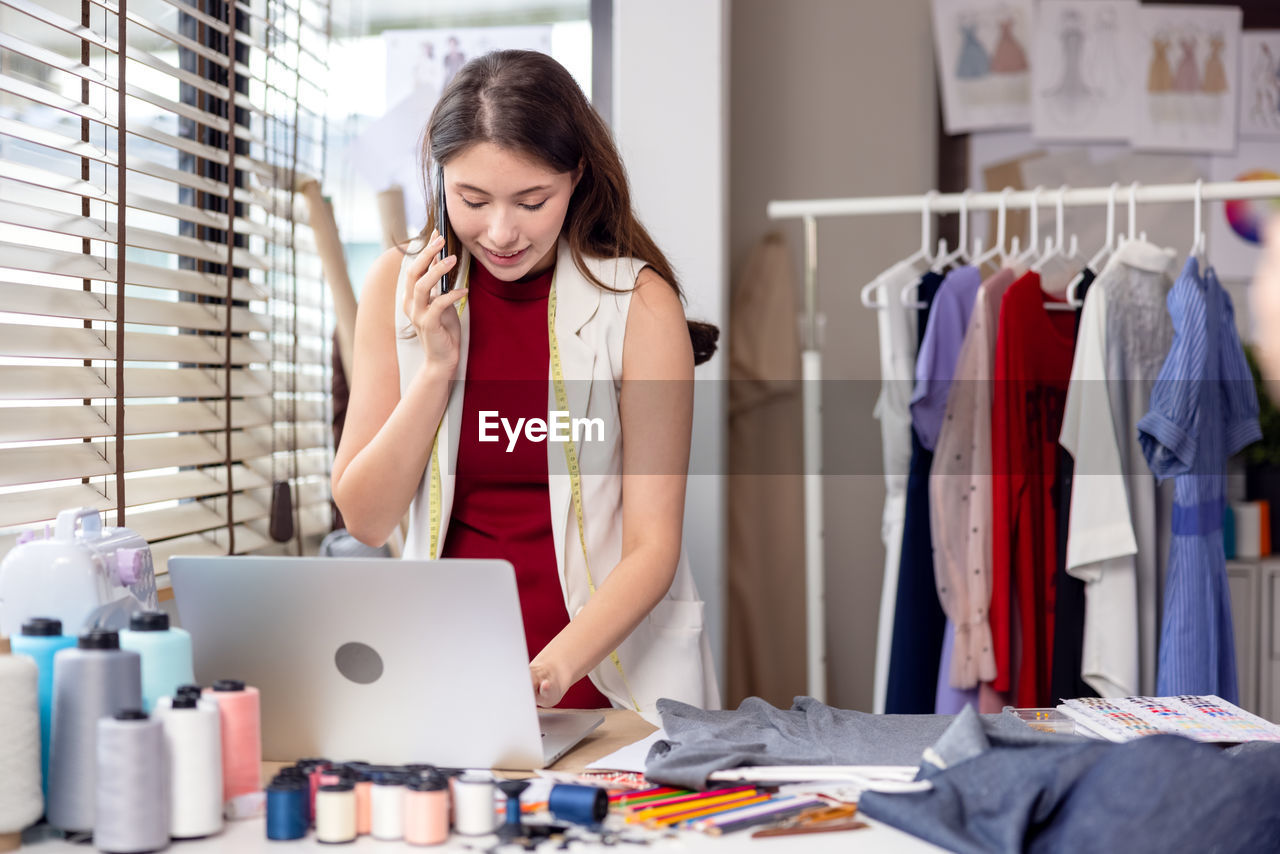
[347,26,553,228]
[1241,31,1280,140]
[932,0,1033,133]
[1131,5,1241,154]
[1031,0,1139,141]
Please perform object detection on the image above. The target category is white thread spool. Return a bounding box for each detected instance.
[451,772,498,835]
[154,694,223,839]
[0,637,43,853]
[94,710,169,854]
[314,783,357,843]
[370,776,404,840]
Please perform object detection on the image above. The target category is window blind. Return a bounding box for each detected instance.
[0,0,334,585]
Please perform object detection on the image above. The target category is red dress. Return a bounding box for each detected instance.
[441,259,611,709]
[990,271,1076,707]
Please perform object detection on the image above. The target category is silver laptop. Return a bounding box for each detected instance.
[168,556,603,769]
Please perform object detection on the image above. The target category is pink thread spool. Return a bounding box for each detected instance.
[352,771,373,835]
[204,680,261,808]
[403,776,449,846]
[297,759,331,825]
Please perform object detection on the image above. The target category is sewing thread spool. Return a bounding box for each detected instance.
[203,680,261,809]
[297,759,329,824]
[11,618,75,799]
[369,773,404,841]
[403,776,449,846]
[349,767,373,835]
[496,779,529,840]
[118,611,194,713]
[0,636,43,853]
[314,783,357,844]
[93,710,169,854]
[154,692,223,839]
[451,772,498,835]
[265,779,308,841]
[299,759,331,825]
[548,784,609,825]
[47,630,142,834]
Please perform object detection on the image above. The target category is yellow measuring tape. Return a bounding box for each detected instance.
[426,268,639,711]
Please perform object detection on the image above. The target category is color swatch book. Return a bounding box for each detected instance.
[1057,695,1280,744]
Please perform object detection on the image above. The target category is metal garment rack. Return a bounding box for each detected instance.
[766,178,1280,704]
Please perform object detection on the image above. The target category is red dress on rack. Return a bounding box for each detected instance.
[441,259,612,710]
[990,271,1077,708]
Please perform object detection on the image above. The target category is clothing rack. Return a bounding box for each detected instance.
[766,178,1280,704]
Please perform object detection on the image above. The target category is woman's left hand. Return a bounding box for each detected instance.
[530,660,566,708]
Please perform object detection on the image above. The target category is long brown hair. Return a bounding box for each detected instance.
[414,50,717,363]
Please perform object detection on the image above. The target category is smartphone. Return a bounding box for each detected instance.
[434,165,455,293]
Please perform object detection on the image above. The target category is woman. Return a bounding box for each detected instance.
[332,50,720,713]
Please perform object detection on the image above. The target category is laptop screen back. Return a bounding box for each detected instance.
[169,555,546,768]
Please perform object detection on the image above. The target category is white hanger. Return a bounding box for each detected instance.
[1013,185,1044,268]
[861,190,937,308]
[928,188,972,276]
[971,186,1012,271]
[903,190,971,308]
[1035,184,1080,272]
[1118,180,1146,246]
[1067,181,1120,306]
[1191,177,1207,265]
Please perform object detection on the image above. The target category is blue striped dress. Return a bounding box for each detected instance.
[1137,257,1261,701]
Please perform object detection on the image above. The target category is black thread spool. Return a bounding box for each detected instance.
[495,779,530,840]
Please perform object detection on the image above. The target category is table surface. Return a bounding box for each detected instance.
[16,710,946,853]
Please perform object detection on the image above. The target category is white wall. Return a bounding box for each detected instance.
[611,0,729,687]
[729,0,938,710]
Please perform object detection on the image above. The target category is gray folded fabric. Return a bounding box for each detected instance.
[644,696,1059,790]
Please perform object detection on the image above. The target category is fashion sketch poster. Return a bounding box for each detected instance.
[1031,0,1140,142]
[932,0,1033,133]
[1131,5,1241,154]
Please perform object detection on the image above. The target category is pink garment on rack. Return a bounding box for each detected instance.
[929,268,1017,691]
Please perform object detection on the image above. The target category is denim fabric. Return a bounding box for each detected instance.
[644,696,1049,790]
[860,724,1280,854]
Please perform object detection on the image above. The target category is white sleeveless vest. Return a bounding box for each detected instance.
[393,237,720,712]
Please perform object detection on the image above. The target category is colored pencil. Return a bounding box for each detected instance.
[692,797,826,835]
[623,785,756,816]
[647,794,773,828]
[626,789,761,823]
[611,786,684,804]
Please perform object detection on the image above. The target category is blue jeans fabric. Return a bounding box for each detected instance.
[860,713,1280,854]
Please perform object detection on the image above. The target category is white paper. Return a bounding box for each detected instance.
[1240,32,1280,140]
[932,0,1034,133]
[583,728,667,773]
[708,766,933,795]
[1031,1,1140,142]
[1131,5,1242,154]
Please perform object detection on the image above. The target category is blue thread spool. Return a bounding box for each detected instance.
[266,779,308,840]
[118,611,194,713]
[11,617,75,799]
[548,784,608,825]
